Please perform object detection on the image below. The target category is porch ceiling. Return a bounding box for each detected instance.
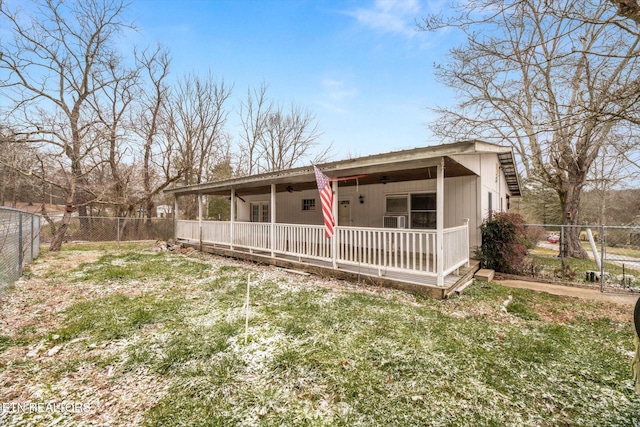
[182,156,475,197]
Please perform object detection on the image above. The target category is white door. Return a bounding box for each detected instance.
[338,198,351,226]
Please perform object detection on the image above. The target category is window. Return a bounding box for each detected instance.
[386,195,408,214]
[302,198,316,211]
[488,192,493,219]
[410,193,436,229]
[250,202,270,223]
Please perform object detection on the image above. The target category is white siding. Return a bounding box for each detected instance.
[238,176,479,248]
[444,176,480,250]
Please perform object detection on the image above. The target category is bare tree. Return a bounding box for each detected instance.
[237,82,271,176]
[0,0,134,251]
[236,84,330,175]
[0,126,41,207]
[260,104,325,171]
[167,73,232,186]
[91,51,140,217]
[610,0,640,24]
[134,45,183,227]
[420,0,640,258]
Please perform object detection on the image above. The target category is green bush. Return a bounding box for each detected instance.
[478,212,528,274]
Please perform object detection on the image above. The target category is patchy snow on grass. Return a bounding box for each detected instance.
[228,325,287,374]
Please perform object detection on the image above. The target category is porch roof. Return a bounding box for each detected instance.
[165,140,520,197]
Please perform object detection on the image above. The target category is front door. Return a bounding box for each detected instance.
[338,198,351,226]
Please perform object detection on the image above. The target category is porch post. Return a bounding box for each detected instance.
[230,189,235,251]
[437,158,444,286]
[270,183,276,257]
[464,218,470,267]
[198,194,203,250]
[332,179,338,269]
[173,196,179,240]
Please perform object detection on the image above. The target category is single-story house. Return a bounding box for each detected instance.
[165,140,521,298]
[156,205,173,218]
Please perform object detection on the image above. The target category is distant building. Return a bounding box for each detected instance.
[156,205,173,218]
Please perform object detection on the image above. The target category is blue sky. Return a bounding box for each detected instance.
[131,0,457,161]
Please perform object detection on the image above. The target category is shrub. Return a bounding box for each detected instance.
[524,225,546,249]
[478,212,528,274]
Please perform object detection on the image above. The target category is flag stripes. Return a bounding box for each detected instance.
[314,166,335,238]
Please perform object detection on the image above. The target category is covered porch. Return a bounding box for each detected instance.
[165,142,509,296]
[175,219,473,296]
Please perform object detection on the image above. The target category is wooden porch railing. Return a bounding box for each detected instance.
[176,220,469,284]
[336,226,437,275]
[273,224,331,261]
[443,223,470,275]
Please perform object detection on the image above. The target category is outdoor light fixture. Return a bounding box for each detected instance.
[286,185,293,193]
[359,195,364,204]
[228,195,246,202]
[380,176,389,185]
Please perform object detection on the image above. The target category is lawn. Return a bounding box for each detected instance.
[529,244,640,289]
[1,242,639,426]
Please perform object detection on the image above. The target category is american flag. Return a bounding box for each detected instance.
[314,166,335,238]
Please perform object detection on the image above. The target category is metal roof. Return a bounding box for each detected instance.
[165,140,522,197]
[497,151,521,197]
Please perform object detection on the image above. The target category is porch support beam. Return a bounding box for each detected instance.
[230,188,235,251]
[332,179,338,269]
[173,196,179,240]
[198,194,203,250]
[270,183,276,257]
[437,158,444,286]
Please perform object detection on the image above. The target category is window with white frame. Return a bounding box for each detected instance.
[410,193,436,229]
[385,195,408,214]
[250,202,270,223]
[302,198,316,211]
[386,193,437,229]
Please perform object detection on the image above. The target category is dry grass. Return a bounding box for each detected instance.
[1,242,639,426]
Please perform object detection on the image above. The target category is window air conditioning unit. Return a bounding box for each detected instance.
[383,215,407,229]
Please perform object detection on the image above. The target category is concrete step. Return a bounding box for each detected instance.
[475,269,495,282]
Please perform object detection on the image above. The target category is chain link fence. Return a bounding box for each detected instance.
[39,216,174,246]
[523,224,640,293]
[0,207,41,289]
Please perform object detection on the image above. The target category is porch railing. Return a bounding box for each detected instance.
[176,220,469,284]
[274,224,331,261]
[233,222,271,252]
[337,226,437,275]
[176,220,199,242]
[443,224,470,275]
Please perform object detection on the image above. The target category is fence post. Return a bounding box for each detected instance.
[18,212,23,277]
[30,214,34,262]
[560,225,565,274]
[117,217,120,248]
[600,225,605,293]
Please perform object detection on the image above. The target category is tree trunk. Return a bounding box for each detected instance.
[49,203,73,252]
[145,199,155,236]
[560,184,588,259]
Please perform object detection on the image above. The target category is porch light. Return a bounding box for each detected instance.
[380,176,389,185]
[359,195,364,204]
[286,185,293,193]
